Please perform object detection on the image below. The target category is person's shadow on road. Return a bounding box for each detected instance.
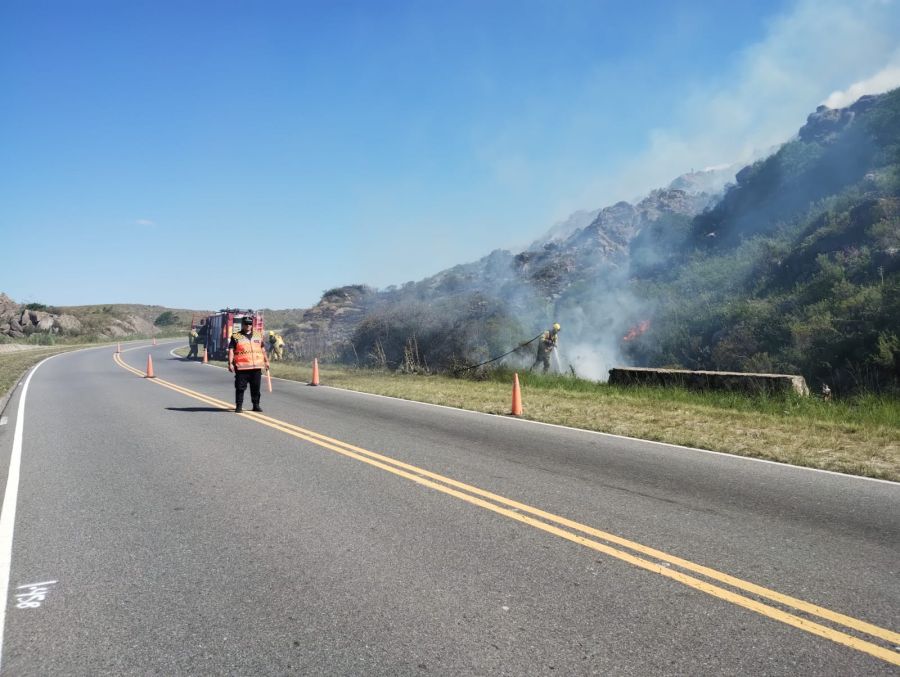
[165,407,225,413]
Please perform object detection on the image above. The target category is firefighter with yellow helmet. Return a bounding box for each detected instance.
[187,326,200,360]
[268,330,285,361]
[533,323,561,373]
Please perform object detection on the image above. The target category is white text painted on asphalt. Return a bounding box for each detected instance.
[14,580,57,609]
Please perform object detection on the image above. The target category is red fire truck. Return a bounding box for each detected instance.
[191,309,264,360]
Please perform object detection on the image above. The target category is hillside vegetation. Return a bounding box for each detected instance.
[282,90,900,395]
[629,91,900,393]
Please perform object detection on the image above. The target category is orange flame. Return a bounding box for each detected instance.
[623,320,650,342]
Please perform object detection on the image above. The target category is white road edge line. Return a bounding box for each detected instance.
[0,352,63,671]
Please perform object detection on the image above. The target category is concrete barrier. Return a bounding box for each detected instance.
[608,367,810,396]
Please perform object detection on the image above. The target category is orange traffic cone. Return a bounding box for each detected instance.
[266,369,273,393]
[202,347,208,364]
[310,358,320,386]
[146,354,155,378]
[511,372,523,416]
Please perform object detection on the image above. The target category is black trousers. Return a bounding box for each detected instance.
[234,369,262,408]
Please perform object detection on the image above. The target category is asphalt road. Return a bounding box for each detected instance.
[0,341,897,675]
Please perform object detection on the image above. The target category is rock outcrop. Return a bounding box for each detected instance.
[281,285,377,360]
[0,293,162,340]
[798,95,880,144]
[0,294,25,338]
[0,295,83,338]
[516,187,715,298]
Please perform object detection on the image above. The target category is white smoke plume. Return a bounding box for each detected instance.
[823,56,900,108]
[574,0,900,209]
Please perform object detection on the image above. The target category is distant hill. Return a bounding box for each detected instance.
[0,294,311,343]
[0,295,210,341]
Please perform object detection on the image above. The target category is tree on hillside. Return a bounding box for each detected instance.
[154,311,179,326]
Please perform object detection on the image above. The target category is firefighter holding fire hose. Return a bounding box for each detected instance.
[532,323,561,373]
[227,316,270,413]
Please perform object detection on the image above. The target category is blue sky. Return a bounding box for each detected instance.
[2,0,899,311]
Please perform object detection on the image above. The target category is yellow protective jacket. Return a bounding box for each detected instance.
[231,331,267,370]
[540,330,558,351]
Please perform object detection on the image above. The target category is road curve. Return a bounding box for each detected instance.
[0,342,896,675]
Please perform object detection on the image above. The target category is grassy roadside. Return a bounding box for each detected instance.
[0,345,87,408]
[255,359,898,482]
[0,338,182,410]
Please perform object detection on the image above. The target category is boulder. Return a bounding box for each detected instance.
[102,320,131,338]
[0,293,19,322]
[54,314,83,333]
[34,312,55,331]
[123,315,156,335]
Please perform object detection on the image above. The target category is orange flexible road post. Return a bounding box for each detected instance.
[266,369,273,393]
[146,354,155,378]
[152,337,157,346]
[310,358,320,386]
[511,372,523,416]
[202,347,208,364]
[116,343,121,354]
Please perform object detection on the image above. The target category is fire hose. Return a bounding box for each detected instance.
[453,333,544,373]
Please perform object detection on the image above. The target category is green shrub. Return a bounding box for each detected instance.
[154,311,179,326]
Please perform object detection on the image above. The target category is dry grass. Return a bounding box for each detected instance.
[266,362,899,482]
[0,345,85,405]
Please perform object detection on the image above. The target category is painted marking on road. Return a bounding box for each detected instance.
[14,580,57,609]
[114,351,900,666]
[0,417,6,426]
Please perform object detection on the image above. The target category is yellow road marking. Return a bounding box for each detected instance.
[114,353,900,666]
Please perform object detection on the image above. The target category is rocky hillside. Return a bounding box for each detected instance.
[517,187,717,297]
[0,294,85,338]
[280,285,377,360]
[281,166,733,367]
[626,89,900,392]
[283,89,899,393]
[0,294,207,341]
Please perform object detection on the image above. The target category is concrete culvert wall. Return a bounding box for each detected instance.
[608,367,810,396]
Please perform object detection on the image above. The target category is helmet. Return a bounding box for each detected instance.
[269,330,275,336]
[552,323,561,332]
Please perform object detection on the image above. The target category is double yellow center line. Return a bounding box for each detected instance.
[115,351,900,666]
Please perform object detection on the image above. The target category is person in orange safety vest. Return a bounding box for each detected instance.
[227,316,270,413]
